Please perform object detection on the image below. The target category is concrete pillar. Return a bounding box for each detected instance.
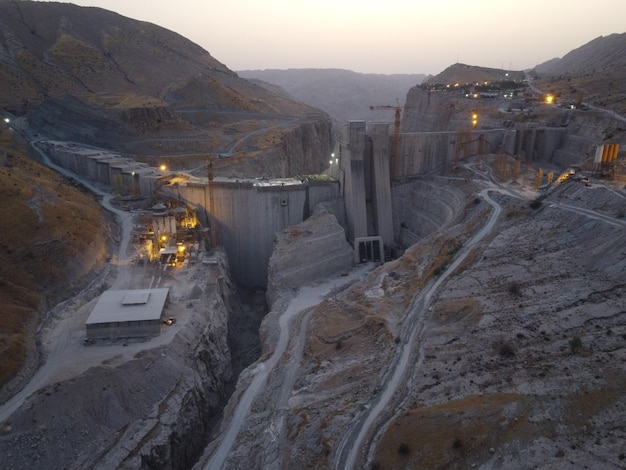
[369,122,394,246]
[525,129,537,161]
[502,130,517,156]
[535,128,565,162]
[342,121,368,243]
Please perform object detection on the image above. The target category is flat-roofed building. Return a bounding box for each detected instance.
[85,288,170,339]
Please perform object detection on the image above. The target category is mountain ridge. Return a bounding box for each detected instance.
[534,33,626,75]
[238,68,426,122]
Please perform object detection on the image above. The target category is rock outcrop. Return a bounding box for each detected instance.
[215,114,335,179]
[213,174,626,469]
[266,205,354,307]
[402,86,459,132]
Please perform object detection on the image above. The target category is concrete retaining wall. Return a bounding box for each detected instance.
[159,180,340,287]
[41,141,162,196]
[395,127,568,177]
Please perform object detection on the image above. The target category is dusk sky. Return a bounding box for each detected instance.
[60,0,625,75]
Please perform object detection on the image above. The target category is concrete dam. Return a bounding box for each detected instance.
[39,122,568,287]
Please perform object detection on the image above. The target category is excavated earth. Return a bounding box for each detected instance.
[207,168,626,469]
[0,158,624,470]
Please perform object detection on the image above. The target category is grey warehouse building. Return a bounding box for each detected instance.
[85,288,170,339]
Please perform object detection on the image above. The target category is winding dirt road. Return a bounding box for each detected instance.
[0,140,158,424]
[204,266,373,470]
[334,188,504,469]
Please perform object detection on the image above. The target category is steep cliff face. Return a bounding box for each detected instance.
[402,85,501,132]
[402,84,624,166]
[0,250,238,470]
[402,86,459,132]
[280,116,335,177]
[216,114,335,178]
[266,205,353,307]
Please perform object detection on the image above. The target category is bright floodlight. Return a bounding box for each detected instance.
[3,118,9,123]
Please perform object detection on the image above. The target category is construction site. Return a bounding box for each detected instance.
[1,89,625,469]
[1,3,626,467]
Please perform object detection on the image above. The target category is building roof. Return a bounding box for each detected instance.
[86,288,169,325]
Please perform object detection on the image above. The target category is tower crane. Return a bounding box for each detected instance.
[369,99,406,181]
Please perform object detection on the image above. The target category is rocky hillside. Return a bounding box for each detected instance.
[535,33,626,75]
[208,164,626,469]
[238,68,426,122]
[0,0,332,176]
[426,63,525,86]
[532,66,626,118]
[0,1,228,108]
[266,204,353,307]
[0,124,109,392]
[529,33,626,118]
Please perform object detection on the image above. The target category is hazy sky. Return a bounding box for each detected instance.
[57,0,625,75]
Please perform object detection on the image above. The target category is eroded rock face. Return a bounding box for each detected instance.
[0,250,237,470]
[211,176,626,469]
[392,178,466,247]
[266,205,353,308]
[371,186,626,469]
[402,86,459,132]
[219,115,335,179]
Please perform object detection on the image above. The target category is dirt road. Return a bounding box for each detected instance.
[0,143,182,425]
[335,188,504,469]
[204,265,373,470]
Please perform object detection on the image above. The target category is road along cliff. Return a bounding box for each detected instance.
[197,166,626,469]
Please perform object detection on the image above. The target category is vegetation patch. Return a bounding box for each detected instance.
[431,298,482,326]
[0,131,108,387]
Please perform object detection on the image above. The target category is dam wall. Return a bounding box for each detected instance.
[162,179,343,287]
[39,122,569,286]
[395,127,567,177]
[40,140,341,287]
